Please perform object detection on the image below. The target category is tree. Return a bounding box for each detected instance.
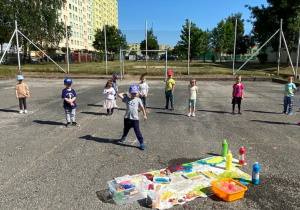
[176,19,211,61]
[0,0,68,62]
[93,24,127,61]
[246,0,300,56]
[140,28,159,58]
[211,19,235,62]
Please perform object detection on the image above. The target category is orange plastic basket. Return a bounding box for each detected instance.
[211,178,248,202]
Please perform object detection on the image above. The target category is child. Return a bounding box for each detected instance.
[232,75,244,115]
[61,78,79,128]
[118,85,147,150]
[138,74,149,111]
[103,80,116,116]
[112,73,119,108]
[187,79,198,117]
[165,70,175,111]
[15,75,30,114]
[283,76,297,115]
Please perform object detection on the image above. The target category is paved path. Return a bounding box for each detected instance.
[0,78,299,209]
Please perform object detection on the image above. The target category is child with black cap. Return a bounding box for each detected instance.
[118,85,147,150]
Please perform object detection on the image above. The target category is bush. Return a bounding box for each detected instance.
[257,53,268,64]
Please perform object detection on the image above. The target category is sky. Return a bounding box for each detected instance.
[118,0,269,47]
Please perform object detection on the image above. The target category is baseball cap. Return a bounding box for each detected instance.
[113,73,118,79]
[167,71,173,76]
[64,78,73,84]
[17,75,24,80]
[129,85,139,93]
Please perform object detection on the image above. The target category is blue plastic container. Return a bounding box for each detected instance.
[252,162,260,184]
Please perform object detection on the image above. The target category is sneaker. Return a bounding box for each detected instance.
[140,143,146,150]
[238,111,242,114]
[120,137,126,142]
[170,107,174,111]
[187,112,191,117]
[164,106,168,110]
[297,122,300,126]
[282,111,287,114]
[66,123,71,128]
[72,122,80,127]
[232,111,235,115]
[287,112,292,115]
[19,110,23,114]
[191,112,195,117]
[24,110,28,114]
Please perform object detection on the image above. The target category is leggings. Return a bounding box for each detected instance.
[65,108,76,123]
[19,98,27,110]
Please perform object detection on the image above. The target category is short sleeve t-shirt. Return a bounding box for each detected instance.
[165,78,175,92]
[284,83,296,97]
[233,84,244,97]
[139,82,149,96]
[188,85,198,100]
[62,88,77,109]
[122,95,143,120]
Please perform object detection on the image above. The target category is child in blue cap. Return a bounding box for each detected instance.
[62,78,80,128]
[118,85,147,150]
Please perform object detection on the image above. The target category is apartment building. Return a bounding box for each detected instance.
[59,0,118,52]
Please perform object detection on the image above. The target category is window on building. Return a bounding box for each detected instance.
[69,4,71,9]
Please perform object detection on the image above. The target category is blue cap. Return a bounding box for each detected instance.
[113,73,118,78]
[17,75,24,80]
[129,85,139,93]
[64,78,73,84]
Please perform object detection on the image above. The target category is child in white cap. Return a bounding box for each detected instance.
[15,75,30,114]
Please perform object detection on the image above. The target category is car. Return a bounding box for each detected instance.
[30,57,40,63]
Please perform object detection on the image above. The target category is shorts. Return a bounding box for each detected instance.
[188,99,196,106]
[232,97,242,105]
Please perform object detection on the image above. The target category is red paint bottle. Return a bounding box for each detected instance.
[239,146,246,165]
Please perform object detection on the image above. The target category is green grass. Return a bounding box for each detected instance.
[0,60,298,81]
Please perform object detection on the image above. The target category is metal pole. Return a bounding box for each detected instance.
[120,48,122,81]
[281,30,295,75]
[104,22,107,75]
[165,50,168,81]
[296,29,300,80]
[145,20,148,72]
[277,19,283,76]
[187,21,191,75]
[15,21,21,72]
[234,29,280,75]
[65,19,70,73]
[232,18,237,75]
[0,30,16,64]
[18,30,67,73]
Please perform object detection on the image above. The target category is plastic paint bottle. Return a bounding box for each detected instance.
[225,150,232,171]
[252,162,260,184]
[222,140,228,157]
[239,146,246,165]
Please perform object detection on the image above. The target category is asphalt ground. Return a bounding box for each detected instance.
[0,78,299,210]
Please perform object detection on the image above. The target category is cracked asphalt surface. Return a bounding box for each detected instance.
[0,78,299,210]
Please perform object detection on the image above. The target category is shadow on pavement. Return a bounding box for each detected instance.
[0,109,19,113]
[198,109,228,114]
[147,106,166,110]
[79,135,139,149]
[33,120,64,126]
[251,119,298,126]
[245,110,279,114]
[156,111,186,116]
[81,111,107,116]
[87,104,103,107]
